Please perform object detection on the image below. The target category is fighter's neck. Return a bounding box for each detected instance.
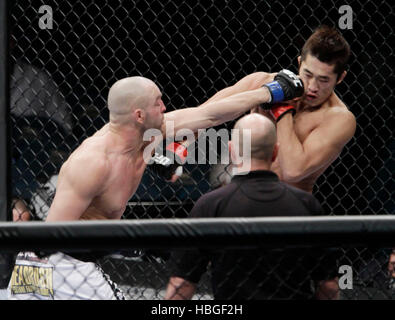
[296,92,337,112]
[296,100,322,113]
[106,122,145,154]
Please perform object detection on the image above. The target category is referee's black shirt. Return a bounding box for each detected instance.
[189,170,323,218]
[170,170,338,300]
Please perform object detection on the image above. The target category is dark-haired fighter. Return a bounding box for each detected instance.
[189,26,356,298]
[266,26,356,193]
[207,26,356,193]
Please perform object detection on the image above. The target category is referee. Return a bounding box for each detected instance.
[165,113,339,300]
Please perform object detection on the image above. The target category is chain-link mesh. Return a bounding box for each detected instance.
[9,0,394,220]
[6,0,395,300]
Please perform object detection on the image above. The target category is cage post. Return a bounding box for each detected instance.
[0,0,10,221]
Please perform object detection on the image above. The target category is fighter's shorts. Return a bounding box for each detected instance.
[7,251,125,300]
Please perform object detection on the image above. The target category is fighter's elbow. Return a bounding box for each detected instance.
[281,168,306,183]
[255,71,276,85]
[240,71,275,89]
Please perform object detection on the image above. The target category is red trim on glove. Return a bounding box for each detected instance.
[270,105,296,122]
[166,142,188,163]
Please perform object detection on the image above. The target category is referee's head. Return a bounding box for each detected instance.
[230,113,278,173]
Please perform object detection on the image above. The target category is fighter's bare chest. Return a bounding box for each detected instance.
[95,157,147,213]
[271,108,325,179]
[292,108,326,142]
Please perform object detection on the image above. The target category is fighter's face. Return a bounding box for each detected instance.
[298,54,339,107]
[145,86,166,130]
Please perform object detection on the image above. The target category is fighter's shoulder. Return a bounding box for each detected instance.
[62,140,110,178]
[320,101,356,143]
[321,95,356,125]
[326,94,355,118]
[325,104,356,127]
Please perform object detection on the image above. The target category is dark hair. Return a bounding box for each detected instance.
[301,25,350,77]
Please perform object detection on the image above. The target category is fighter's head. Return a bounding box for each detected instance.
[229,113,278,173]
[298,26,350,107]
[107,76,166,130]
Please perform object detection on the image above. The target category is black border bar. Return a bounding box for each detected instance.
[0,216,394,251]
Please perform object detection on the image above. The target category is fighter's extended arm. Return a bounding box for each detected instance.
[45,155,108,222]
[163,86,272,135]
[275,107,356,183]
[200,72,276,106]
[163,69,302,136]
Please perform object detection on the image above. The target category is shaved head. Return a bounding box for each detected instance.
[107,76,159,125]
[232,113,277,162]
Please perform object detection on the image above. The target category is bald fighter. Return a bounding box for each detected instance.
[45,73,301,222]
[8,72,303,300]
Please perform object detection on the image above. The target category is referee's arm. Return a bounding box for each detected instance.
[165,276,197,300]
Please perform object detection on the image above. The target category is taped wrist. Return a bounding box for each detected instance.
[149,142,188,180]
[263,81,284,104]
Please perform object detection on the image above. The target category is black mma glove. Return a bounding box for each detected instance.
[149,142,187,181]
[261,69,304,109]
